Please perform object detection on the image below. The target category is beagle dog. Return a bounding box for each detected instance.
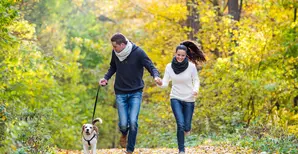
[82,118,102,154]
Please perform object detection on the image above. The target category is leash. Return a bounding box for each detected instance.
[91,85,101,122]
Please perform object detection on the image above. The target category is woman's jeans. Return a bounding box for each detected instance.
[171,99,195,152]
[116,91,142,152]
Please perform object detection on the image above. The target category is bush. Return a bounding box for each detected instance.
[0,108,55,154]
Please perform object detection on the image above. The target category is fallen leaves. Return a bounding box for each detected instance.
[57,145,253,154]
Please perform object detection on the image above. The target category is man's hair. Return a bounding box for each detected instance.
[110,33,128,45]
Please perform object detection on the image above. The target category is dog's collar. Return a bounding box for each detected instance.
[83,134,97,146]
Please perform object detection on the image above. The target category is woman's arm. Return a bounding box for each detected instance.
[160,65,171,88]
[192,65,200,93]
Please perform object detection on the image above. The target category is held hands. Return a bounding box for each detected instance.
[100,77,162,86]
[154,77,162,86]
[99,78,108,86]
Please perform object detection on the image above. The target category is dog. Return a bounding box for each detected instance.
[82,118,102,154]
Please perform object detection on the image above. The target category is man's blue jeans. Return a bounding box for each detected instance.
[170,99,195,153]
[116,91,142,152]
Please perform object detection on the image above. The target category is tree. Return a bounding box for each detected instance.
[186,0,200,40]
[228,0,241,21]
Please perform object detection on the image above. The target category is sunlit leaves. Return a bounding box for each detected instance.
[197,0,298,142]
[1,0,298,152]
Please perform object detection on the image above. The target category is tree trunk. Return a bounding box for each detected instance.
[186,0,200,40]
[246,95,255,127]
[294,96,298,113]
[228,0,242,53]
[238,0,243,21]
[0,122,5,147]
[228,0,240,21]
[294,8,297,22]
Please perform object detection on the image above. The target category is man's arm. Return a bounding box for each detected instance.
[104,52,117,80]
[140,49,162,85]
[140,49,160,78]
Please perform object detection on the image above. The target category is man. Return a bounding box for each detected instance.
[99,33,161,154]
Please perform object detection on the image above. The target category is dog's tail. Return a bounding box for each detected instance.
[92,118,102,125]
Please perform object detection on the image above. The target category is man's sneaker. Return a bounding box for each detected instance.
[179,152,185,154]
[120,134,127,148]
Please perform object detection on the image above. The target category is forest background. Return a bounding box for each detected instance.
[0,0,297,153]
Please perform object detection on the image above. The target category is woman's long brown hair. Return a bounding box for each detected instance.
[179,40,206,65]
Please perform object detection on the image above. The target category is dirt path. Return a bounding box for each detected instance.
[57,146,253,154]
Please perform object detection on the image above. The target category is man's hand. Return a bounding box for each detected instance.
[154,77,162,86]
[99,78,108,86]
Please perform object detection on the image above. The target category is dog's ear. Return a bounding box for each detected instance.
[81,124,85,134]
[94,126,98,133]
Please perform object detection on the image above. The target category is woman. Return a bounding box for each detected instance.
[158,41,206,154]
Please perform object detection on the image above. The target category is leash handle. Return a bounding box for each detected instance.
[92,85,101,122]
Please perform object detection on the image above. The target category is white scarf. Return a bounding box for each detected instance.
[114,39,133,61]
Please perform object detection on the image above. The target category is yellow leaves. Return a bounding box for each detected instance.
[141,1,187,71]
[72,0,84,7]
[288,125,298,136]
[221,89,230,95]
[144,118,152,123]
[290,114,298,121]
[215,58,231,69]
[209,33,217,42]
[73,47,81,61]
[72,37,83,45]
[8,19,36,40]
[288,113,298,136]
[147,3,187,22]
[10,144,17,151]
[288,57,297,64]
[255,31,266,42]
[200,16,209,23]
[290,22,297,29]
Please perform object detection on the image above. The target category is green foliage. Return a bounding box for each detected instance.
[0,0,18,45]
[206,128,298,153]
[8,109,56,153]
[196,0,298,135]
[1,0,298,153]
[136,1,298,153]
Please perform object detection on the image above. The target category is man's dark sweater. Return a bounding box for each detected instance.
[104,43,159,94]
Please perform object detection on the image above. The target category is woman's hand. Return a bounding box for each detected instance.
[193,91,198,98]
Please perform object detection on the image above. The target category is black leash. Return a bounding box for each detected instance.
[92,85,101,122]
